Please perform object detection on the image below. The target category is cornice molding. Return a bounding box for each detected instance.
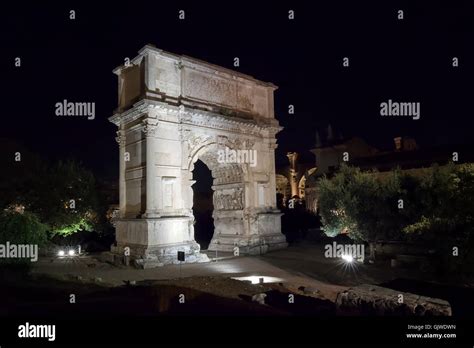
[109,99,283,138]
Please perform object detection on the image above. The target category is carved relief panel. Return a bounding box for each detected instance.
[213,187,244,211]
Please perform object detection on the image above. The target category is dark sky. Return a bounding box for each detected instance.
[2,0,473,179]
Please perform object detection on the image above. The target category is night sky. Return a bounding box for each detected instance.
[2,0,473,180]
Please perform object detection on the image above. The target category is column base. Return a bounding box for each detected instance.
[208,211,287,255]
[208,234,288,255]
[111,217,209,268]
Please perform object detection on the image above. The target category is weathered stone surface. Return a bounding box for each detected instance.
[369,241,434,259]
[335,284,452,316]
[134,259,164,269]
[99,251,116,264]
[108,45,287,267]
[252,293,267,305]
[298,286,320,295]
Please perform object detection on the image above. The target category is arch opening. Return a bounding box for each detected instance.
[189,142,246,252]
[192,159,214,250]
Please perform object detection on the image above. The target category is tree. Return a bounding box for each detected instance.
[318,164,385,242]
[26,160,99,236]
[0,210,48,267]
[318,165,438,242]
[0,211,48,246]
[318,163,474,249]
[0,148,101,237]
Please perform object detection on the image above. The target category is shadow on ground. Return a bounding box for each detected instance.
[0,272,336,317]
[240,290,335,316]
[380,278,474,317]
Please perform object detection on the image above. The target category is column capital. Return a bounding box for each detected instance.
[142,118,158,137]
[269,143,278,150]
[266,138,278,150]
[115,130,126,146]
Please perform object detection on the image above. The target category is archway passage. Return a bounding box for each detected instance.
[192,159,214,250]
[189,142,246,252]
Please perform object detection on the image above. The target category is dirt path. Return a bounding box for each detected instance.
[31,249,347,302]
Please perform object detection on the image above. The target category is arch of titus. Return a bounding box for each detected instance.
[109,45,287,266]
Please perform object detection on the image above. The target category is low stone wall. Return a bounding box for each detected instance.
[335,284,452,316]
[371,241,433,259]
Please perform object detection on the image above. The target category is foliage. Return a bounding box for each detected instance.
[0,211,48,267]
[318,165,403,242]
[0,150,101,237]
[0,210,48,246]
[26,160,99,236]
[402,163,474,242]
[318,163,474,247]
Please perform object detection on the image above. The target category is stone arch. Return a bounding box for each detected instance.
[187,140,246,251]
[189,145,238,172]
[110,45,287,266]
[187,139,249,176]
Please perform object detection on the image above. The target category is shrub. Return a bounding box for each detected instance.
[0,210,48,268]
[318,163,474,248]
[318,165,403,242]
[0,210,48,246]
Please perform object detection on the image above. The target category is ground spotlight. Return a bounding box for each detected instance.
[68,249,75,256]
[232,275,283,284]
[341,254,354,263]
[58,250,65,257]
